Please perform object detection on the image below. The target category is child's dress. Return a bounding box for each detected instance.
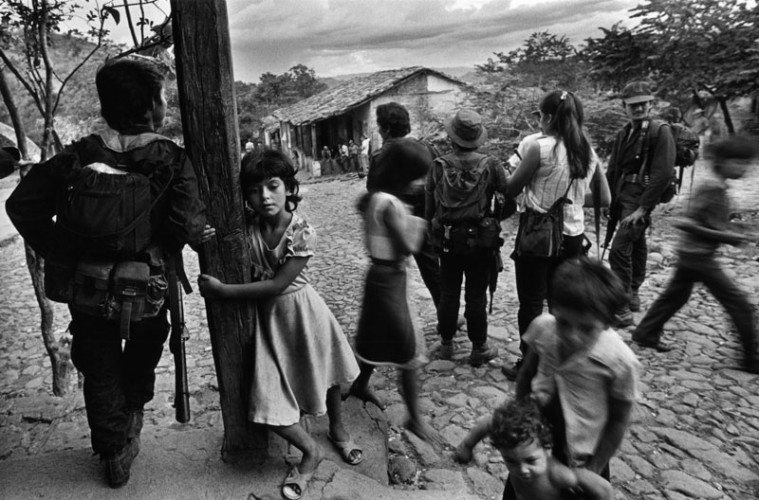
[354,192,427,368]
[248,212,359,426]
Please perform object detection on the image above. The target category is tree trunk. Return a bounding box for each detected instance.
[0,65,71,396]
[171,0,267,459]
[23,245,72,395]
[0,69,28,159]
[718,97,735,134]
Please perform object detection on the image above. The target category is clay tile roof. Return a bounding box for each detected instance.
[274,66,465,126]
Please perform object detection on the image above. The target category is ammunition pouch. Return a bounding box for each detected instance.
[44,258,167,339]
[431,217,503,255]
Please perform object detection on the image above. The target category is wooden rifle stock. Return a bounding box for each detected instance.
[166,253,191,423]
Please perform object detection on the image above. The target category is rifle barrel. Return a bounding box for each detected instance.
[167,254,191,424]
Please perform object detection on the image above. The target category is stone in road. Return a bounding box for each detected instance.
[1,165,758,499]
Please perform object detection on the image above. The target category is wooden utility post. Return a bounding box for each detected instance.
[171,0,266,458]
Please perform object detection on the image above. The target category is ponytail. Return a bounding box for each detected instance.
[540,90,592,179]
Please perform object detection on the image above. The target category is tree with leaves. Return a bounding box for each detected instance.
[477,31,584,89]
[582,22,654,92]
[253,64,326,107]
[585,0,759,133]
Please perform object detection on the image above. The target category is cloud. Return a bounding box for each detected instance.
[226,0,639,81]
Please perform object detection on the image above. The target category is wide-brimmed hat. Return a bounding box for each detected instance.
[445,108,487,148]
[621,81,655,104]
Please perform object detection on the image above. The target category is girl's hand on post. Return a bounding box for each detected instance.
[198,274,225,298]
[200,225,216,243]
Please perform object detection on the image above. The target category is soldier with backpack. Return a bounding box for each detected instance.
[6,57,212,488]
[605,81,676,331]
[425,108,509,367]
[661,106,700,197]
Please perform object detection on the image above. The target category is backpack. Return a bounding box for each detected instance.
[669,122,700,167]
[44,134,176,338]
[57,135,175,259]
[430,153,507,254]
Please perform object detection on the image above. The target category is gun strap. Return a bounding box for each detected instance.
[177,264,192,294]
[120,300,132,340]
[592,171,601,259]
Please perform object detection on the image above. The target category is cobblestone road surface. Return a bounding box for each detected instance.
[1,161,758,499]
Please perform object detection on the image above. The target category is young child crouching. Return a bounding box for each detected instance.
[457,258,640,497]
[457,398,612,500]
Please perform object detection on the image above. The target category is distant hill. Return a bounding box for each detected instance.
[320,65,479,88]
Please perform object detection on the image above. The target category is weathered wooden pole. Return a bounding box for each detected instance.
[171,0,266,458]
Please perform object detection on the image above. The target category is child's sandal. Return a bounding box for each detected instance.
[327,433,363,465]
[281,467,314,500]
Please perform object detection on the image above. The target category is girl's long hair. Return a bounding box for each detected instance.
[240,149,302,213]
[540,90,592,179]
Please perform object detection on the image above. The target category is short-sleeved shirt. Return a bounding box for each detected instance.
[249,212,315,295]
[677,175,731,258]
[519,135,600,237]
[525,313,640,466]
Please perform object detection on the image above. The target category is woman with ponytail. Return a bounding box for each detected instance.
[502,90,611,380]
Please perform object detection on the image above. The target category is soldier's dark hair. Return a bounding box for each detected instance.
[240,149,302,212]
[369,140,430,198]
[550,257,627,326]
[96,57,165,132]
[376,102,411,138]
[489,398,553,451]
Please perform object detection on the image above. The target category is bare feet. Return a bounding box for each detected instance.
[453,442,473,463]
[405,418,443,447]
[345,385,387,410]
[298,444,324,476]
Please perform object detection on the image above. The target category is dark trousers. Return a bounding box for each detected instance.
[632,257,757,361]
[70,307,169,456]
[609,196,649,300]
[413,235,441,308]
[350,154,361,175]
[513,234,585,348]
[438,248,491,345]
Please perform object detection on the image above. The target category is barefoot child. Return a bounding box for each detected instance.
[349,140,438,442]
[633,136,759,372]
[198,150,361,500]
[457,399,612,500]
[457,258,639,496]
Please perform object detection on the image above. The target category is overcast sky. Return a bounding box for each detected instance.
[109,0,642,82]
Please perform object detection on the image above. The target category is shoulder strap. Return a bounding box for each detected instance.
[635,120,665,181]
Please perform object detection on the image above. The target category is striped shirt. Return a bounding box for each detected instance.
[519,135,600,237]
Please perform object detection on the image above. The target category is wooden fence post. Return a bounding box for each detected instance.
[171,0,267,459]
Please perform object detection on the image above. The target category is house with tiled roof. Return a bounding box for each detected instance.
[263,66,468,174]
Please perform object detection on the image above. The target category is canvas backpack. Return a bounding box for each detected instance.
[45,134,176,338]
[669,122,700,168]
[56,134,176,259]
[430,153,506,254]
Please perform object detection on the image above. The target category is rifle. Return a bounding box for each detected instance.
[166,253,192,423]
[591,169,602,260]
[601,200,620,262]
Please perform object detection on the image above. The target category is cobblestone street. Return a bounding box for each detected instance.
[1,161,758,499]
